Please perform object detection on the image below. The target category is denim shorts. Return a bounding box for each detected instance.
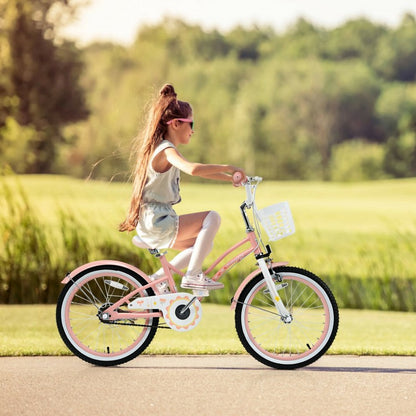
[136,203,179,249]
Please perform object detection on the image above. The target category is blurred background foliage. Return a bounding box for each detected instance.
[1,0,416,181]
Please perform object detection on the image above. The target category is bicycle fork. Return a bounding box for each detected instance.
[257,258,293,324]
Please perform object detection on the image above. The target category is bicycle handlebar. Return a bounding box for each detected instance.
[232,172,263,187]
[246,176,263,184]
[232,173,263,208]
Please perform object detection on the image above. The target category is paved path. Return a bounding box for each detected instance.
[1,355,415,416]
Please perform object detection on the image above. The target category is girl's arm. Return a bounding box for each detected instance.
[164,147,244,182]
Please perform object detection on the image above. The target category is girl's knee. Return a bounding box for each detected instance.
[205,210,221,229]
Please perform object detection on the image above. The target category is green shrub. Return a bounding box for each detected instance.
[330,139,386,181]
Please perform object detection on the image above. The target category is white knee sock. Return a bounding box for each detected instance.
[150,247,193,280]
[186,211,221,277]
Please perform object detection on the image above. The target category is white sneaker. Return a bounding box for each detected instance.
[181,273,224,290]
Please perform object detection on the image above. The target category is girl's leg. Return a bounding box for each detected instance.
[150,247,193,279]
[149,213,205,293]
[185,211,221,276]
[173,211,223,290]
[151,212,207,281]
[171,211,211,250]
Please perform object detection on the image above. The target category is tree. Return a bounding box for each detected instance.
[269,18,325,59]
[377,83,416,176]
[225,25,272,60]
[251,60,381,179]
[133,18,230,65]
[375,83,416,139]
[373,13,416,81]
[27,16,416,180]
[1,0,88,173]
[322,18,387,62]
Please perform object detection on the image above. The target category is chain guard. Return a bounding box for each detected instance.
[128,293,202,332]
[163,295,202,332]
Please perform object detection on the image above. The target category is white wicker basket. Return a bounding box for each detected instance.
[255,202,296,241]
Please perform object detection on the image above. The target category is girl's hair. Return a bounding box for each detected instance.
[119,84,192,232]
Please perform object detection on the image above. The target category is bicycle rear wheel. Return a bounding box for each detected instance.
[56,264,159,366]
[235,266,338,369]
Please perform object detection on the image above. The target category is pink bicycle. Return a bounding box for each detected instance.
[56,176,339,369]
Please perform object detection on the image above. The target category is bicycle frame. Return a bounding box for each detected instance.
[76,230,261,322]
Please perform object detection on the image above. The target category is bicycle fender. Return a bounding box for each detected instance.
[230,262,288,310]
[61,260,149,284]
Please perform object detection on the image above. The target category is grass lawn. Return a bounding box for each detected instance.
[1,304,415,356]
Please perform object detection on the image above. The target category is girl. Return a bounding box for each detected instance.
[120,84,246,291]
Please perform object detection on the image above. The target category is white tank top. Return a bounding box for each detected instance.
[141,140,181,205]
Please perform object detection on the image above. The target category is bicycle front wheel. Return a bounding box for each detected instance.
[56,264,159,366]
[235,266,339,369]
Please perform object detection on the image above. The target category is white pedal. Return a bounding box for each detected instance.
[192,289,210,297]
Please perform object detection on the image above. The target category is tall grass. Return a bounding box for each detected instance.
[1,182,57,303]
[0,179,155,304]
[1,175,415,311]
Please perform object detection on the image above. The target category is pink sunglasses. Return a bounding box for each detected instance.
[166,118,194,129]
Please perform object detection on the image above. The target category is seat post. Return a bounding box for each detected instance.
[149,250,176,292]
[148,248,161,257]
